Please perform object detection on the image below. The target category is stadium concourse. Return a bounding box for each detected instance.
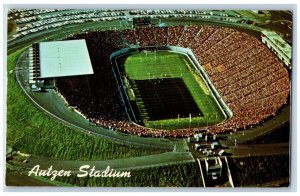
[55,25,290,138]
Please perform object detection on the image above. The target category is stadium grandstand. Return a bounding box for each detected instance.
[49,24,291,138]
[29,39,93,90]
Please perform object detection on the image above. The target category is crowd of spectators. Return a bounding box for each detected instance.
[191,26,290,133]
[177,25,202,48]
[56,25,290,137]
[168,26,184,46]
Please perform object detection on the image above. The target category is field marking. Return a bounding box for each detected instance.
[120,51,226,129]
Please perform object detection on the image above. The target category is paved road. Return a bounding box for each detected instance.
[228,142,289,157]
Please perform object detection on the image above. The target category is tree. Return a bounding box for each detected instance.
[7,20,17,36]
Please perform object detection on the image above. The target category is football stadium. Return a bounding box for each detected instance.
[112,49,229,130]
[52,25,290,137]
[6,9,292,187]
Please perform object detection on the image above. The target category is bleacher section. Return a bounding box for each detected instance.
[55,25,290,137]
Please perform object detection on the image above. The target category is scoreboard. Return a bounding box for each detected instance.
[133,17,151,26]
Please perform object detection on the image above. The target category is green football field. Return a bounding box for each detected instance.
[119,51,227,130]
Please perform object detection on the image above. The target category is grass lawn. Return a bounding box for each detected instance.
[119,51,226,130]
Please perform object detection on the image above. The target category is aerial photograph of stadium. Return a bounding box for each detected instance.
[5,8,292,188]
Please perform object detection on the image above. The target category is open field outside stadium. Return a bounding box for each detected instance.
[117,51,227,130]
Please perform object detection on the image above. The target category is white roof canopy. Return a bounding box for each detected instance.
[39,39,93,78]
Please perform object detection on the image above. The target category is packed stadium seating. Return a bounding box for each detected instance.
[56,25,290,137]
